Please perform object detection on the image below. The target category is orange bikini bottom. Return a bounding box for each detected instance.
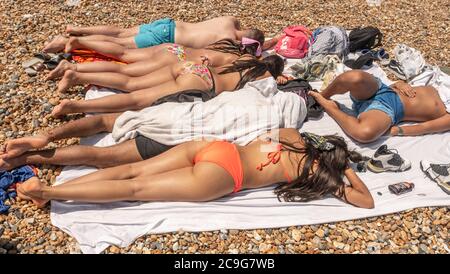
[193,141,243,193]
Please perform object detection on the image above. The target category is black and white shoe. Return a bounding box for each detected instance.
[420,160,450,195]
[367,145,411,173]
[385,60,407,80]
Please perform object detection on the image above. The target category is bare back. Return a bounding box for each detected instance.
[238,128,304,190]
[174,16,239,48]
[185,48,241,68]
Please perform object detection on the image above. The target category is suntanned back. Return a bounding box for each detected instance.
[174,16,239,49]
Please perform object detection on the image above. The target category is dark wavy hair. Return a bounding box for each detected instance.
[219,54,284,89]
[274,135,363,202]
[206,38,261,57]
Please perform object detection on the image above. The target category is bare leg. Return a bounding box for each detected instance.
[18,139,203,203]
[310,92,392,143]
[19,141,233,204]
[321,70,379,100]
[48,54,177,81]
[64,37,164,63]
[78,58,176,77]
[66,25,139,37]
[56,65,175,93]
[65,34,138,49]
[1,140,142,171]
[46,60,77,80]
[52,74,208,116]
[0,113,119,159]
[50,140,207,186]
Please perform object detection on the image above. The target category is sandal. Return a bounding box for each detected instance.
[344,53,376,69]
[44,53,72,70]
[22,57,43,69]
[34,52,52,62]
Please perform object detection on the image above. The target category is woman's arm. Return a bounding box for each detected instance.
[276,75,294,84]
[390,113,450,136]
[340,168,374,208]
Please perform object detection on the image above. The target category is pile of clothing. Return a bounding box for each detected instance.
[0,165,37,214]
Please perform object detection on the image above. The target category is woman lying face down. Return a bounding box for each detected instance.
[49,54,286,117]
[46,37,265,83]
[18,128,374,209]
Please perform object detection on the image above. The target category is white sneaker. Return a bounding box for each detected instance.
[420,160,450,195]
[394,44,426,80]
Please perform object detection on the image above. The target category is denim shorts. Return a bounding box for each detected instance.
[135,18,175,48]
[351,78,405,125]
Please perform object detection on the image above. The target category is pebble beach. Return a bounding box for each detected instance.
[0,0,448,254]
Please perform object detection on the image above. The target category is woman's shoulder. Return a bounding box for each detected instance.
[279,128,302,138]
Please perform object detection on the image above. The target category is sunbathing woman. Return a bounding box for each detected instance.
[17,129,375,209]
[50,55,285,117]
[309,70,450,143]
[46,37,264,82]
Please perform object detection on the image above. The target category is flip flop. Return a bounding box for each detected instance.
[344,53,376,69]
[22,57,42,69]
[22,52,55,69]
[31,62,45,71]
[34,52,52,62]
[44,53,72,70]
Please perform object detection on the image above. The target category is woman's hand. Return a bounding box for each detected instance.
[341,168,375,209]
[391,81,416,98]
[276,75,293,85]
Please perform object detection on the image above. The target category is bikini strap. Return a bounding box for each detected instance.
[256,143,292,183]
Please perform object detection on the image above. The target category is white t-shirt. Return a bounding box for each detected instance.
[112,77,307,145]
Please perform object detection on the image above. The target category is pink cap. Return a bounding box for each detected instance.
[241,37,262,56]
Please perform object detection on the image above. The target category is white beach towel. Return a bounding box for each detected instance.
[51,64,450,254]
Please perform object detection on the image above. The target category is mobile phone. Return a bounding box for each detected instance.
[388,182,415,195]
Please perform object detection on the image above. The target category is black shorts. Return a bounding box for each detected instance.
[135,135,174,160]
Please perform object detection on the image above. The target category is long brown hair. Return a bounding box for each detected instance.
[218,55,285,89]
[275,135,363,202]
[205,38,261,56]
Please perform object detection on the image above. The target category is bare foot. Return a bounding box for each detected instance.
[0,158,18,171]
[43,35,68,53]
[57,70,78,93]
[51,99,74,117]
[46,60,76,80]
[66,25,78,35]
[17,177,49,208]
[0,135,49,159]
[64,37,79,53]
